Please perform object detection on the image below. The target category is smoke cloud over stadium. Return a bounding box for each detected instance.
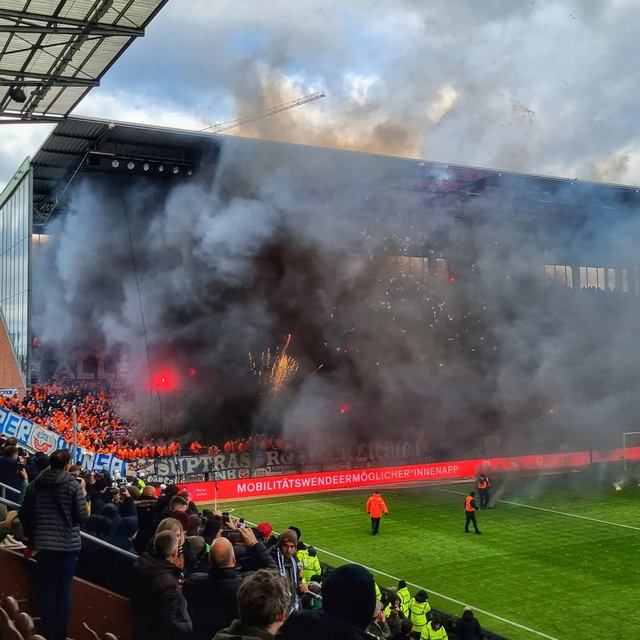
[32,130,640,457]
[25,0,640,459]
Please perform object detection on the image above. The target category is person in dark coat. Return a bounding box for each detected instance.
[154,483,179,515]
[213,569,289,640]
[454,606,482,640]
[118,489,138,519]
[0,446,27,496]
[158,495,191,529]
[134,486,158,553]
[19,449,88,640]
[110,516,139,554]
[278,563,376,640]
[86,477,109,515]
[183,527,277,640]
[131,530,192,640]
[390,618,413,640]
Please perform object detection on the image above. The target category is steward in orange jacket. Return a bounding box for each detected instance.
[366,490,388,535]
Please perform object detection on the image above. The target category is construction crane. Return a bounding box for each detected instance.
[202,90,325,133]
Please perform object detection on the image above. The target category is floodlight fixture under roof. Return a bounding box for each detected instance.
[8,86,27,103]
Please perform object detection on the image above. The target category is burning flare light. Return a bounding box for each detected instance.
[250,334,300,395]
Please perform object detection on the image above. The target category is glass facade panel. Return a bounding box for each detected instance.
[0,171,31,382]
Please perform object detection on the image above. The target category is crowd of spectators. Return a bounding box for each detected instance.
[0,435,485,640]
[0,382,290,461]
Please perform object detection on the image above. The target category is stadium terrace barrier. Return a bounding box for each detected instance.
[0,407,126,476]
[0,546,133,640]
[181,446,640,502]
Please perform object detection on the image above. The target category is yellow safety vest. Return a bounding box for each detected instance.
[301,554,321,584]
[409,598,431,633]
[397,587,411,617]
[421,621,448,639]
[375,582,382,602]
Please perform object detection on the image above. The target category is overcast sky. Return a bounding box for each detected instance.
[1,0,639,191]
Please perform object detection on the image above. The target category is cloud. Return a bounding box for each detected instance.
[0,124,53,192]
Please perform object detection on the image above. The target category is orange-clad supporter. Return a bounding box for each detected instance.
[6,379,299,463]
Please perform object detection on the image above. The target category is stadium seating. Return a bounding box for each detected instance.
[0,383,289,462]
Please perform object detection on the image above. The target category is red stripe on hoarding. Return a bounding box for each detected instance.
[181,446,640,502]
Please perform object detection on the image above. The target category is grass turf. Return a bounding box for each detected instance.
[203,472,640,639]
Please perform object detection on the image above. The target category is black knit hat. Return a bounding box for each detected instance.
[322,564,376,630]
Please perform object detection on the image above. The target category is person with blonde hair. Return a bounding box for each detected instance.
[154,517,185,568]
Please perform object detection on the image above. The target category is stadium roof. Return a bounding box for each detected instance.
[0,0,168,122]
[28,116,640,230]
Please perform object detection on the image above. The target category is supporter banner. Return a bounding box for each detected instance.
[129,441,433,483]
[129,451,299,483]
[181,447,640,502]
[0,389,18,398]
[0,407,126,476]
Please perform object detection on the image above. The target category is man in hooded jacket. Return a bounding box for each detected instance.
[19,449,88,640]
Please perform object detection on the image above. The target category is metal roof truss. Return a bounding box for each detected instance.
[0,0,168,122]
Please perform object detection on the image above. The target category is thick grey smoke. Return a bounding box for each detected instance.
[33,134,640,458]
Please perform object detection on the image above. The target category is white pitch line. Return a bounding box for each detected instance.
[241,517,560,640]
[227,496,353,510]
[437,488,640,532]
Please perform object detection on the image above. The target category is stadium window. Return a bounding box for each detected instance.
[580,266,588,288]
[607,268,616,291]
[622,268,629,293]
[596,268,605,290]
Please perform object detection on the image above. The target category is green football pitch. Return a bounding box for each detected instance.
[205,472,640,640]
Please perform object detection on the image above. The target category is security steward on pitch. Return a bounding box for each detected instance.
[477,473,491,508]
[464,491,482,534]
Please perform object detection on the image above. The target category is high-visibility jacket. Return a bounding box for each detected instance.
[421,621,448,639]
[465,496,476,512]
[397,586,411,616]
[301,554,321,583]
[366,493,388,518]
[409,598,431,633]
[478,476,491,490]
[375,582,381,602]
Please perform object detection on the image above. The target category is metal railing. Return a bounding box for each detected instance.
[0,480,23,500]
[0,490,137,560]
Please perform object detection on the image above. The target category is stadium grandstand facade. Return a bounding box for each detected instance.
[1,115,639,393]
[0,0,169,394]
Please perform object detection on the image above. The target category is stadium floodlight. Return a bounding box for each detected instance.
[173,166,180,174]
[187,169,193,176]
[158,164,164,173]
[143,163,150,171]
[127,161,135,170]
[8,86,27,103]
[111,159,120,168]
